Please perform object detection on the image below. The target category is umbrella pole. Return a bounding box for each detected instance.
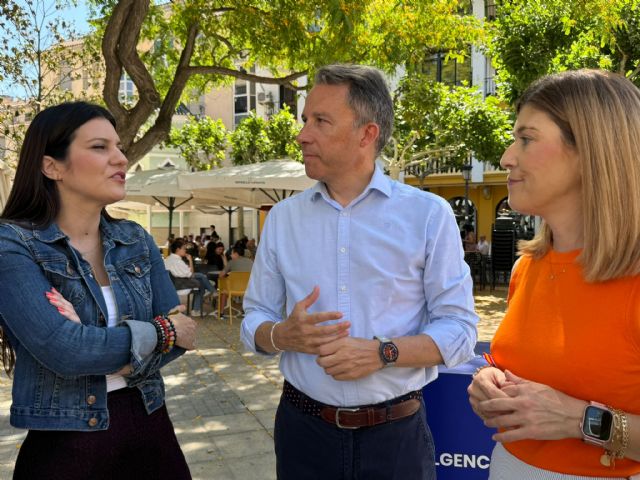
[168,197,175,238]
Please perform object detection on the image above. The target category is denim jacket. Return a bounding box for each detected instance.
[0,217,184,431]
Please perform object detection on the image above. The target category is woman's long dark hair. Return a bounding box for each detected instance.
[2,101,116,226]
[0,102,118,376]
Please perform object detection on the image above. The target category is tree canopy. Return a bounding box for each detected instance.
[489,0,640,102]
[389,75,512,171]
[228,105,301,165]
[87,0,483,166]
[165,115,227,171]
[0,0,96,164]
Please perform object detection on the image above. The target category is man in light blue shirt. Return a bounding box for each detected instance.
[241,64,478,480]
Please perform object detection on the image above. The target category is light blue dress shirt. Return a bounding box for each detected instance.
[241,166,478,406]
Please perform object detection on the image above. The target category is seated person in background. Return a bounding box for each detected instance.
[477,235,491,255]
[205,242,227,271]
[164,238,214,316]
[222,245,254,277]
[463,226,478,252]
[245,238,257,259]
[184,238,199,260]
[218,245,253,317]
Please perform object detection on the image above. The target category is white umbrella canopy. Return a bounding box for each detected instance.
[125,166,215,235]
[177,159,316,208]
[125,166,194,203]
[0,160,13,212]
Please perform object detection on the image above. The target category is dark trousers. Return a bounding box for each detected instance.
[274,394,436,480]
[14,387,191,480]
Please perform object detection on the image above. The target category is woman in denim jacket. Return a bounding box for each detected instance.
[0,102,197,479]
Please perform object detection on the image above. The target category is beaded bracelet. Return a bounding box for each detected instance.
[153,315,177,354]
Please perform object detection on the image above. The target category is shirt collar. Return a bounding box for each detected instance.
[310,164,392,206]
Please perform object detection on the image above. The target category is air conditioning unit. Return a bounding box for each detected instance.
[257,92,272,104]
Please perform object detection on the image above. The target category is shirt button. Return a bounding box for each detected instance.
[340,247,346,253]
[87,395,96,405]
[88,417,98,427]
[340,285,347,292]
[134,265,141,274]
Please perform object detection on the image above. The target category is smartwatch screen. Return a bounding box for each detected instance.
[582,405,613,441]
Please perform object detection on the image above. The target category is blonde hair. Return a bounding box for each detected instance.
[516,70,640,282]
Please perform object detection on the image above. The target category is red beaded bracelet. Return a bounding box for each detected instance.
[153,315,177,354]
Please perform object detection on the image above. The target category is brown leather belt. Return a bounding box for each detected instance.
[282,380,422,429]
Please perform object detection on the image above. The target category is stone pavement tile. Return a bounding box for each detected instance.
[253,408,277,431]
[200,412,266,437]
[235,385,282,411]
[0,438,22,466]
[0,464,14,480]
[226,452,277,480]
[212,429,274,460]
[188,460,235,480]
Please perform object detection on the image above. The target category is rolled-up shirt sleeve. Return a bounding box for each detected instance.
[241,209,286,354]
[420,201,478,368]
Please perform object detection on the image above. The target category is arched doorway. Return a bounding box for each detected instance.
[495,197,536,240]
[449,196,477,232]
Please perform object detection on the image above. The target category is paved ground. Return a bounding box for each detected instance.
[0,287,507,479]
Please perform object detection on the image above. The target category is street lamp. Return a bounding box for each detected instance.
[461,163,473,223]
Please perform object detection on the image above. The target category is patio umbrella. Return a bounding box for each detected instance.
[125,166,202,236]
[177,159,316,209]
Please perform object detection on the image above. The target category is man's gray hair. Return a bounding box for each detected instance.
[314,64,394,155]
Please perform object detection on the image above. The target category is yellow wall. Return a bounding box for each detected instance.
[406,172,509,240]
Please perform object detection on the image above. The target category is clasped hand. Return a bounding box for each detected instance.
[272,287,383,381]
[468,369,584,443]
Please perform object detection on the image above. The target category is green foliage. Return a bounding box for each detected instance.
[392,75,512,168]
[228,106,302,165]
[228,112,271,165]
[265,105,301,162]
[166,115,227,171]
[79,0,485,165]
[0,0,97,166]
[489,0,640,103]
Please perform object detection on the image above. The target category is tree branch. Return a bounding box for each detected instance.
[101,0,131,120]
[116,0,160,125]
[184,66,307,90]
[125,20,199,164]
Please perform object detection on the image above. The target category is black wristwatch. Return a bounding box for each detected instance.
[374,336,398,367]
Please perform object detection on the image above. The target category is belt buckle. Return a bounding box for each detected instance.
[335,407,360,429]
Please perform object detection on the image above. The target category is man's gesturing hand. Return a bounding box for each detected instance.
[272,286,350,354]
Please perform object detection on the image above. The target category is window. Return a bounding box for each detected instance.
[119,72,136,103]
[234,79,256,127]
[279,85,297,116]
[59,63,73,92]
[485,2,497,20]
[420,51,472,86]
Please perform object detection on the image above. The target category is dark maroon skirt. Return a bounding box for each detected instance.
[13,387,191,480]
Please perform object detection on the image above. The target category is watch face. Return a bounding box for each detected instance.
[582,405,613,441]
[382,342,399,363]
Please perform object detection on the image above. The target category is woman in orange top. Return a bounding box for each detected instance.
[468,70,640,478]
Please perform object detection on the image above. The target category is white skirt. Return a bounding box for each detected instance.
[489,443,636,480]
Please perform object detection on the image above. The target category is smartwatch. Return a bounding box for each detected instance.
[581,402,614,446]
[374,336,398,367]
